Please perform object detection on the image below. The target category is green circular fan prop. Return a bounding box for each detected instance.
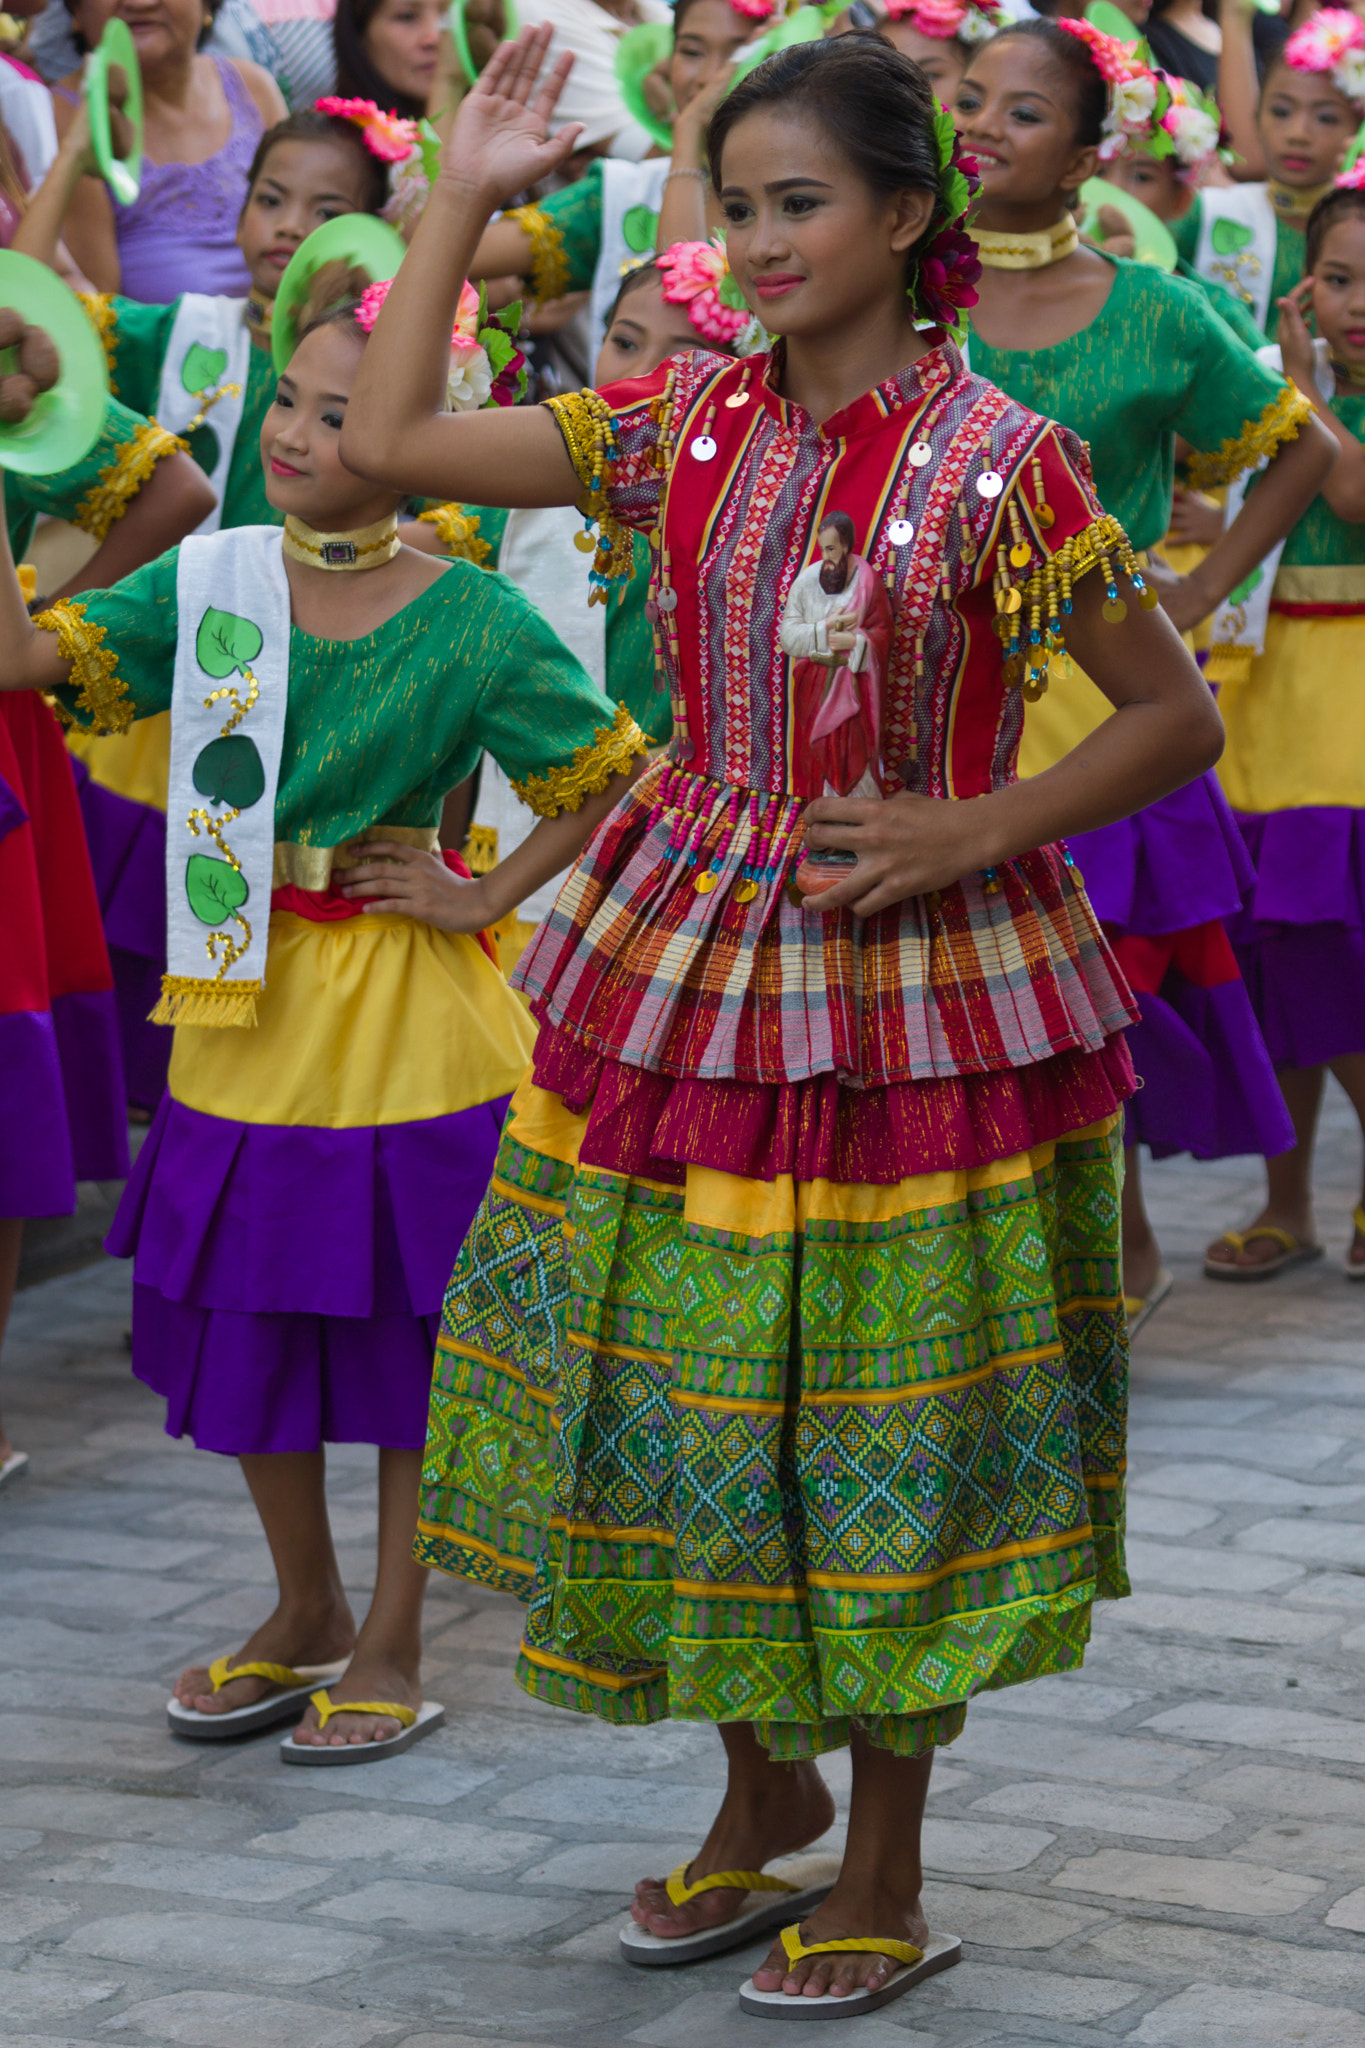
[84,17,144,207]
[615,20,675,152]
[450,0,521,86]
[729,5,827,82]
[1079,176,1177,271]
[0,251,109,476]
[272,214,409,372]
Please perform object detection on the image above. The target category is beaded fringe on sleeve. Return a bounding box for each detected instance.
[74,421,189,542]
[505,203,569,306]
[418,504,491,564]
[1183,382,1312,493]
[512,702,646,816]
[1000,512,1157,701]
[33,598,131,735]
[544,390,636,600]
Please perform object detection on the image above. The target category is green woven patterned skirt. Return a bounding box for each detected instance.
[416,1080,1129,1757]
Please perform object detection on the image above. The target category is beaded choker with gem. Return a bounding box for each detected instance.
[975,218,1079,270]
[1055,18,1169,164]
[883,0,1003,44]
[282,511,400,570]
[1285,9,1365,105]
[1269,176,1337,219]
[245,295,273,338]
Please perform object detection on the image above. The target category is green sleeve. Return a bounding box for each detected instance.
[1176,259,1268,355]
[104,295,178,421]
[461,503,510,567]
[468,566,642,809]
[5,396,170,560]
[47,546,179,731]
[537,160,604,295]
[606,532,670,746]
[1166,280,1302,488]
[1172,195,1200,267]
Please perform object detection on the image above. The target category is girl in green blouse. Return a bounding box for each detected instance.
[0,278,645,1763]
[955,16,1335,1328]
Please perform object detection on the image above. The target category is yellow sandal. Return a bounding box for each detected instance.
[1346,1204,1365,1281]
[279,1689,445,1766]
[166,1655,351,1740]
[1204,1225,1323,1282]
[740,1921,963,2018]
[620,1860,836,1968]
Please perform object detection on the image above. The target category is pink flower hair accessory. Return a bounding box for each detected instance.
[657,241,752,348]
[1336,160,1365,189]
[1285,8,1365,102]
[1055,17,1166,162]
[882,0,1003,43]
[315,95,420,163]
[729,0,777,19]
[355,276,527,408]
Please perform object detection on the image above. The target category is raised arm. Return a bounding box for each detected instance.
[11,98,101,273]
[342,27,586,507]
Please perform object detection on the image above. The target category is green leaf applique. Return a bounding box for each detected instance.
[622,204,658,255]
[1211,217,1254,257]
[192,734,266,810]
[181,342,229,396]
[196,607,263,681]
[185,851,249,926]
[1228,566,1263,604]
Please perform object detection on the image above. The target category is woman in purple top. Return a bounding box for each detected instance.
[54,0,286,300]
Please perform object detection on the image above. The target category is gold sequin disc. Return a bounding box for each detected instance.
[695,870,718,893]
[1102,597,1128,624]
[1034,503,1055,527]
[1009,542,1031,568]
[1139,587,1161,610]
[573,529,597,553]
[735,878,759,903]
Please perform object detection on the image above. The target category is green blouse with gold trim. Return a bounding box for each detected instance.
[6,397,184,562]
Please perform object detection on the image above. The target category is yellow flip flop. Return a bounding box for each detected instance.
[279,1690,445,1766]
[1204,1226,1323,1283]
[1125,1267,1173,1337]
[620,1861,835,1967]
[1346,1204,1365,1282]
[739,1922,962,2017]
[166,1655,351,1740]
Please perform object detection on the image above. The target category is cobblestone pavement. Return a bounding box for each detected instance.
[3,1090,1365,2048]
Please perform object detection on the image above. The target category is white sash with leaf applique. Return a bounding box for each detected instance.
[154,527,291,1027]
[1192,185,1279,336]
[155,295,254,534]
[589,158,671,362]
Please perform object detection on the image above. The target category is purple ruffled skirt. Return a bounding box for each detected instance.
[70,758,173,1113]
[1231,806,1365,1069]
[1069,774,1293,1161]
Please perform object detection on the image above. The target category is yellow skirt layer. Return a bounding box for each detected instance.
[1217,610,1365,814]
[170,910,536,1127]
[68,710,171,812]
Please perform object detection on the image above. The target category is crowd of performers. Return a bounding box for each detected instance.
[1,0,1364,2019]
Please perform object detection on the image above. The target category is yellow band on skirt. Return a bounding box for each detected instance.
[170,910,536,1127]
[1217,610,1365,814]
[68,708,171,813]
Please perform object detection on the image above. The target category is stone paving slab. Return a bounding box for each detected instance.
[2,1083,1365,2044]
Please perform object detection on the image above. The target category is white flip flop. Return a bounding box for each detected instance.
[280,1695,445,1766]
[166,1656,351,1741]
[739,1928,962,2019]
[621,1861,835,1968]
[0,1450,29,1492]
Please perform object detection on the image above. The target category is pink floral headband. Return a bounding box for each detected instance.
[656,241,752,349]
[1055,17,1165,163]
[315,96,419,163]
[356,277,526,407]
[882,0,1002,43]
[1285,9,1365,103]
[729,0,778,19]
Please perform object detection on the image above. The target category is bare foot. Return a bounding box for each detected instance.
[1122,1233,1162,1302]
[1205,1205,1317,1274]
[630,1754,836,1941]
[288,1645,422,1748]
[750,1875,929,2001]
[173,1598,355,1717]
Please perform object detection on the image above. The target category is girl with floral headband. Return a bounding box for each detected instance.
[345,24,1226,2016]
[1175,8,1364,344]
[0,259,644,1762]
[847,0,1005,105]
[461,0,782,362]
[14,103,398,1114]
[956,17,1335,1331]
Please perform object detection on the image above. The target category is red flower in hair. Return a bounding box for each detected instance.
[916,221,981,328]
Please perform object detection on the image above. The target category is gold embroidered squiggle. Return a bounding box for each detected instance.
[32,599,131,734]
[78,292,119,392]
[506,202,569,305]
[1183,383,1313,492]
[419,503,491,564]
[74,420,189,542]
[512,702,646,817]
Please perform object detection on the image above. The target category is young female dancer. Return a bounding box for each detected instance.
[871,0,1002,103]
[0,387,215,1485]
[1207,180,1365,1280]
[18,101,392,1112]
[344,26,1224,2010]
[463,0,770,359]
[956,18,1334,1324]
[0,270,643,1756]
[1174,8,1362,343]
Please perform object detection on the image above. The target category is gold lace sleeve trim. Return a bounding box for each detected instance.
[511,702,646,817]
[998,512,1155,702]
[1183,382,1313,493]
[32,598,131,735]
[74,419,189,543]
[77,291,119,392]
[505,202,569,306]
[418,503,491,564]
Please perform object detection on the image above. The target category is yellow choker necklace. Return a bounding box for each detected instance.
[1269,177,1334,220]
[1332,356,1365,389]
[282,511,400,571]
[975,217,1080,271]
[245,295,274,338]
